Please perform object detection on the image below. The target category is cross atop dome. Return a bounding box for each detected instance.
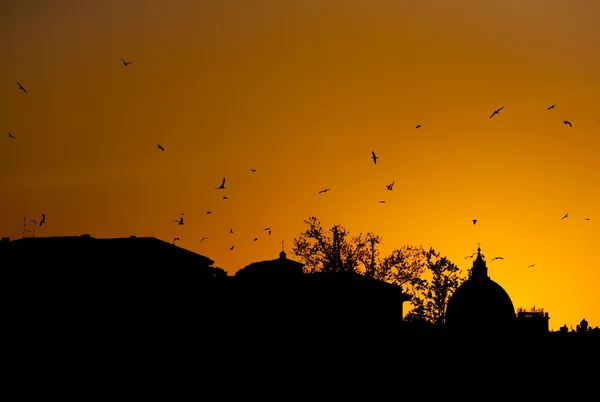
[472,243,488,279]
[279,239,287,259]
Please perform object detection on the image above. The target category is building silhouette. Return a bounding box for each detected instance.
[1,234,227,335]
[234,249,304,279]
[2,235,597,342]
[516,306,550,334]
[228,249,412,335]
[446,246,517,335]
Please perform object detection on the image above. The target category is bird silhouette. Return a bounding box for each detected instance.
[157,144,164,151]
[200,237,209,242]
[491,257,504,261]
[216,177,226,189]
[379,200,386,203]
[584,218,590,221]
[17,82,27,94]
[415,124,421,129]
[171,217,184,225]
[253,237,258,241]
[262,227,272,231]
[561,213,569,220]
[250,169,256,172]
[8,133,15,139]
[39,214,46,226]
[547,105,555,110]
[229,245,235,250]
[489,106,504,119]
[472,219,477,225]
[318,188,330,194]
[528,264,535,268]
[563,120,572,127]
[223,196,228,200]
[230,228,234,234]
[385,181,395,191]
[206,211,212,215]
[371,151,378,164]
[120,58,132,66]
[268,230,271,235]
[465,253,477,259]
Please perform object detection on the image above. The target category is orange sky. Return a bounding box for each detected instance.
[1,0,599,330]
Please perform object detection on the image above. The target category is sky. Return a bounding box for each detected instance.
[1,0,599,330]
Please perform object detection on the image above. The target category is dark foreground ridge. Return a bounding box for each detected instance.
[1,235,598,370]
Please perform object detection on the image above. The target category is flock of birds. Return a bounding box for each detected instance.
[6,58,599,267]
[466,210,591,269]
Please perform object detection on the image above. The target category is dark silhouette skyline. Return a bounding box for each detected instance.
[3,0,599,339]
[1,234,597,339]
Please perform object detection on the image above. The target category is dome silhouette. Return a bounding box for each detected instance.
[446,247,516,334]
[234,249,304,280]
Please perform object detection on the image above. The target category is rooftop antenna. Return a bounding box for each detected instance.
[281,239,284,252]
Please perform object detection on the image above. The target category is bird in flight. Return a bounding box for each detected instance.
[250,169,256,172]
[171,217,184,225]
[489,106,504,119]
[547,105,555,110]
[206,211,212,215]
[262,227,272,232]
[157,144,164,151]
[491,257,504,261]
[318,188,330,194]
[384,181,395,191]
[528,264,535,268]
[253,237,258,242]
[223,196,228,200]
[371,151,378,164]
[229,245,235,250]
[120,58,132,66]
[216,177,226,189]
[561,213,569,220]
[200,237,209,242]
[563,120,572,127]
[584,217,590,221]
[472,219,477,225]
[465,253,477,259]
[268,230,271,236]
[8,133,15,139]
[17,82,27,94]
[379,200,386,204]
[416,124,421,129]
[39,214,46,226]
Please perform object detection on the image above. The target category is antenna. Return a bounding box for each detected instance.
[23,216,26,238]
[281,239,284,252]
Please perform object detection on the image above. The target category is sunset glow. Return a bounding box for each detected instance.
[1,0,599,329]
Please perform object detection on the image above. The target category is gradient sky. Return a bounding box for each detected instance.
[2,0,599,329]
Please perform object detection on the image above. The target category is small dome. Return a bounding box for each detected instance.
[234,251,304,279]
[446,247,516,334]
